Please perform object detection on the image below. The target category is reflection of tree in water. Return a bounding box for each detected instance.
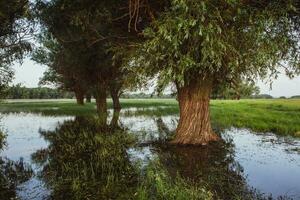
[0,158,33,199]
[32,116,138,199]
[0,117,5,150]
[31,116,213,199]
[155,117,173,140]
[153,117,271,199]
[0,128,33,199]
[157,144,248,199]
[110,108,121,128]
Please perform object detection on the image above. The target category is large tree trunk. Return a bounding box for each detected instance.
[94,83,108,125]
[172,78,220,145]
[111,90,121,110]
[110,82,122,110]
[74,90,84,105]
[86,93,92,103]
[110,108,121,128]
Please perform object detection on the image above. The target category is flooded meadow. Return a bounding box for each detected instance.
[0,109,300,200]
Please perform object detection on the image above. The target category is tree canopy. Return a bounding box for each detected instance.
[30,0,300,144]
[135,0,299,90]
[129,0,300,144]
[0,0,33,98]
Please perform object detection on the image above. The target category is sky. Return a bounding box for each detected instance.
[12,58,300,98]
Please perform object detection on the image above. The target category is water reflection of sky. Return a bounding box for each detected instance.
[0,113,73,162]
[0,111,299,199]
[225,128,300,199]
[122,113,300,198]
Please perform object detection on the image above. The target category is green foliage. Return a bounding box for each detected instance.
[136,160,213,200]
[0,0,32,65]
[33,0,169,105]
[0,130,5,151]
[251,94,273,99]
[0,64,14,99]
[135,0,300,91]
[0,0,33,99]
[32,32,91,95]
[34,0,125,99]
[30,116,213,199]
[32,117,137,199]
[290,95,300,99]
[0,158,33,199]
[212,80,260,99]
[0,99,178,115]
[31,34,64,88]
[5,84,74,99]
[211,99,300,137]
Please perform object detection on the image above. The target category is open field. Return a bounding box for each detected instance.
[1,99,300,137]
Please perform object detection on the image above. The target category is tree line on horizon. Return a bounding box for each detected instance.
[3,80,262,100]
[1,0,300,144]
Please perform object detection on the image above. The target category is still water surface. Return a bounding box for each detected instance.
[0,110,300,199]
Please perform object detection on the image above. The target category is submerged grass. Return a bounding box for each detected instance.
[136,160,212,200]
[1,99,300,137]
[31,117,212,200]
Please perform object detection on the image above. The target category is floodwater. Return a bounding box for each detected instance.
[0,110,300,200]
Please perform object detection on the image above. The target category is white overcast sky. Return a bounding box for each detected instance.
[12,57,300,97]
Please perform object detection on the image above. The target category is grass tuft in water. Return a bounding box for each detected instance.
[0,158,33,199]
[136,160,213,200]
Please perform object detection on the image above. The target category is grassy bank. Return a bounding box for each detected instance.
[0,99,177,115]
[0,99,300,137]
[211,99,300,137]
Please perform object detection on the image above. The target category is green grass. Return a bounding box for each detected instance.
[136,160,212,200]
[0,99,177,115]
[210,99,300,137]
[30,117,212,200]
[1,98,300,137]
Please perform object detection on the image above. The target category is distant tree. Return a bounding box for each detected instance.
[212,80,260,100]
[290,95,300,99]
[0,64,13,99]
[251,94,273,99]
[34,0,114,115]
[6,84,74,99]
[32,34,89,105]
[33,0,162,119]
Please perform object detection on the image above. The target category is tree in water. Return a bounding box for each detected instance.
[134,1,300,145]
[32,36,90,105]
[34,0,160,116]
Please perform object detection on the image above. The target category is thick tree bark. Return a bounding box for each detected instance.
[172,78,220,145]
[75,90,84,105]
[111,91,121,110]
[109,82,121,127]
[86,93,92,103]
[110,83,122,110]
[94,83,108,125]
[110,108,121,127]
